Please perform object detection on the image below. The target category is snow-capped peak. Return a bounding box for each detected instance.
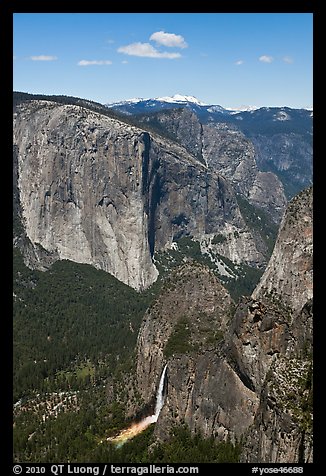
[106,97,148,107]
[155,94,208,106]
[225,105,260,114]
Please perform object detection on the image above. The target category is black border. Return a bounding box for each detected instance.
[4,1,320,472]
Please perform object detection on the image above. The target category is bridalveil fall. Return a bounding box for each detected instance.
[107,365,168,446]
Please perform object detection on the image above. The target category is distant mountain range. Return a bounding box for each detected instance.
[106,93,313,121]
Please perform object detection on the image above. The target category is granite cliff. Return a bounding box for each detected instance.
[137,108,287,223]
[133,187,313,462]
[14,99,158,290]
[13,94,273,290]
[252,186,313,312]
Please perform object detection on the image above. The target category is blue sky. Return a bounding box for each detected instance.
[13,13,313,109]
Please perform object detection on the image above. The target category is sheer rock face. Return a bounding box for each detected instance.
[14,101,159,290]
[139,108,287,223]
[252,186,313,313]
[135,188,313,462]
[227,188,313,462]
[241,187,313,463]
[13,100,268,289]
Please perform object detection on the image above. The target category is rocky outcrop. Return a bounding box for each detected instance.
[135,262,259,440]
[252,186,313,313]
[136,262,233,400]
[227,187,313,462]
[241,351,313,463]
[13,143,60,271]
[13,97,269,289]
[134,187,313,462]
[241,187,313,462]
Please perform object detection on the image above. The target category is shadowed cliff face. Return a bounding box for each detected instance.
[13,99,269,289]
[134,187,313,462]
[136,108,288,223]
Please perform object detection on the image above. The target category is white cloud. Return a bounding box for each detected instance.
[283,56,294,64]
[121,60,128,64]
[149,31,188,49]
[117,42,181,59]
[259,55,274,63]
[235,60,244,65]
[78,60,112,66]
[30,55,58,61]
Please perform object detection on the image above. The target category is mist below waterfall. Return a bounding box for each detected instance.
[107,364,168,446]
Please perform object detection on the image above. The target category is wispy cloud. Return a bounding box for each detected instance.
[117,30,187,60]
[30,55,58,61]
[235,60,244,65]
[78,60,112,66]
[259,55,274,63]
[283,56,294,64]
[149,31,188,49]
[117,42,181,59]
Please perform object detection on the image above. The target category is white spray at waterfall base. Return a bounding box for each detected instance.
[107,364,167,447]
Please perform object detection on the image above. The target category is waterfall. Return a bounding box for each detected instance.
[154,364,168,419]
[107,364,168,446]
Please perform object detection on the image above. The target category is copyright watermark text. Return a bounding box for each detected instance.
[252,468,304,475]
